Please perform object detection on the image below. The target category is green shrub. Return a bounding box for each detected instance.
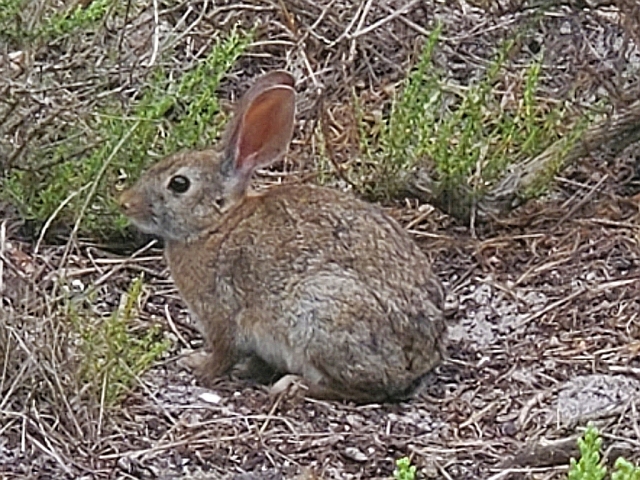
[612,458,640,480]
[568,424,640,480]
[0,0,27,42]
[71,274,171,405]
[2,27,250,238]
[569,425,607,480]
[0,0,114,44]
[352,24,588,202]
[39,0,113,40]
[394,457,417,480]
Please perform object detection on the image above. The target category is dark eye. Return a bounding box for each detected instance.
[214,197,224,209]
[168,175,190,194]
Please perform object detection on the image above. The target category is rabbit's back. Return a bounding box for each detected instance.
[167,184,445,401]
[219,185,443,302]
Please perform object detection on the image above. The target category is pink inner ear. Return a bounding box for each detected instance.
[235,86,295,174]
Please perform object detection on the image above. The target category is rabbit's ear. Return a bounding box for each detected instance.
[221,71,295,195]
[236,71,295,109]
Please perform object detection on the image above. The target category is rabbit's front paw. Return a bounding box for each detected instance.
[267,375,354,403]
[268,374,308,398]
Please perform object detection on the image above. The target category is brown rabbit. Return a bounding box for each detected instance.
[118,71,446,403]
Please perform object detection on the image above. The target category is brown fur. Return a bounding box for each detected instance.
[119,71,446,403]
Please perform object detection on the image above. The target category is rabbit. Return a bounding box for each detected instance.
[118,70,446,403]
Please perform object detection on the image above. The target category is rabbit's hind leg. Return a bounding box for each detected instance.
[304,381,393,404]
[267,373,397,404]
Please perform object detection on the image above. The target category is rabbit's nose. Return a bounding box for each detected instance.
[118,189,146,215]
[118,189,134,211]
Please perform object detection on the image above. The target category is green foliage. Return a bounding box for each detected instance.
[71,275,171,405]
[38,0,112,40]
[612,458,640,480]
[568,424,640,480]
[133,26,249,156]
[522,114,590,199]
[354,24,584,201]
[394,457,417,480]
[0,0,113,44]
[0,0,27,42]
[569,425,607,480]
[2,27,250,238]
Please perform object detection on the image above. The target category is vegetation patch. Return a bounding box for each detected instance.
[1,0,115,45]
[351,24,591,203]
[70,275,170,405]
[569,425,640,480]
[0,0,29,43]
[2,22,250,238]
[394,457,417,480]
[36,0,114,41]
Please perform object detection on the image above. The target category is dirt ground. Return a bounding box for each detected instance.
[2,1,640,479]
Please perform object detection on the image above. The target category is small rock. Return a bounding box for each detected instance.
[554,374,640,425]
[342,447,368,463]
[198,391,222,404]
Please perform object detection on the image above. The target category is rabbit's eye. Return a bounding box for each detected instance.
[168,175,190,194]
[214,197,224,209]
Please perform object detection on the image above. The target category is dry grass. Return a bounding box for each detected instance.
[2,1,640,479]
[2,149,640,480]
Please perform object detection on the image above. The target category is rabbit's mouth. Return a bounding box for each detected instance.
[125,214,158,236]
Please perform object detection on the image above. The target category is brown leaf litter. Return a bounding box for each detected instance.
[2,1,640,479]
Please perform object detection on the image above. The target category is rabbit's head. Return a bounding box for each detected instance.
[118,71,296,242]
